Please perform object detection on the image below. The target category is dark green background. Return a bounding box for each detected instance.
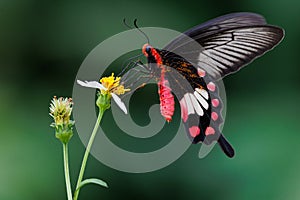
[1,0,299,199]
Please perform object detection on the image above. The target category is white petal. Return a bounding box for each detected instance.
[77,80,107,90]
[111,93,127,114]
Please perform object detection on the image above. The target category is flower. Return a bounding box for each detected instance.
[100,73,128,95]
[49,96,75,144]
[77,73,130,114]
[50,97,73,125]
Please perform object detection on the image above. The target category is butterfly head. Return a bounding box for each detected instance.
[142,43,153,57]
[142,43,163,65]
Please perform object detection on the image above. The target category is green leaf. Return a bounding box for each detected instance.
[76,178,108,191]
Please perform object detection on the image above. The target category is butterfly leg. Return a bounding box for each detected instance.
[118,54,144,77]
[121,73,155,99]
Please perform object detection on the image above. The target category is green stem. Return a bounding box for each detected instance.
[63,143,73,200]
[73,109,105,200]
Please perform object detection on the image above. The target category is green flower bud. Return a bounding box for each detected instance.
[96,92,111,111]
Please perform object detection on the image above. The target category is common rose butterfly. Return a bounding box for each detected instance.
[123,12,284,158]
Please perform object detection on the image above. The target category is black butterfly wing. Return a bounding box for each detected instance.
[161,50,234,157]
[157,13,284,157]
[164,12,284,80]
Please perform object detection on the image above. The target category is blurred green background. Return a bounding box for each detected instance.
[0,0,299,199]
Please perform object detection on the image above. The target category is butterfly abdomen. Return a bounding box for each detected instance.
[158,78,174,122]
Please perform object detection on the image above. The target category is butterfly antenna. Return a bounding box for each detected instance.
[134,19,150,44]
[123,18,133,29]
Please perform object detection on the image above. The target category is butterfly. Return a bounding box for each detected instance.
[123,12,284,158]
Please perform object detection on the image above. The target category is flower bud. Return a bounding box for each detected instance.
[49,96,75,144]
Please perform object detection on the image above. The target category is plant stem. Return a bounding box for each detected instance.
[73,109,105,200]
[63,143,73,200]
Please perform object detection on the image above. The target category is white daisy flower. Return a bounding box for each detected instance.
[77,73,130,114]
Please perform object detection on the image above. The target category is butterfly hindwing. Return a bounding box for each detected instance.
[160,50,234,156]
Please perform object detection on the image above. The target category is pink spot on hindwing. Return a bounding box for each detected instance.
[212,99,219,107]
[189,126,200,137]
[205,127,215,135]
[211,112,218,121]
[207,82,216,92]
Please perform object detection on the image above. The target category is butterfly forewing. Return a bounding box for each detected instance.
[195,26,284,79]
[164,13,284,80]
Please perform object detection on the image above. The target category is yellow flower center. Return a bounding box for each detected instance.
[100,73,130,95]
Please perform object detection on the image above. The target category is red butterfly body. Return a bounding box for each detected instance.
[142,44,175,122]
